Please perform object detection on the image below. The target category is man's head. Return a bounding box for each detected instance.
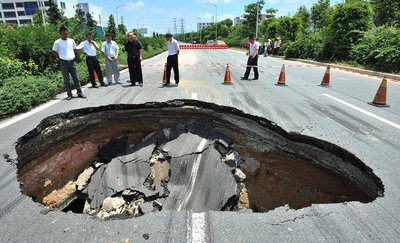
[105,33,112,42]
[248,36,255,44]
[59,26,68,40]
[165,33,173,41]
[127,32,137,42]
[86,32,93,42]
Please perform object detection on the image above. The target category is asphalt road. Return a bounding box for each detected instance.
[1,49,400,242]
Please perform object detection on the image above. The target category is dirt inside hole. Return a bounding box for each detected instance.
[14,101,384,219]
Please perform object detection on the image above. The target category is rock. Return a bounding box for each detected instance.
[233,168,246,182]
[102,197,125,213]
[76,166,95,191]
[99,135,128,161]
[222,151,242,168]
[140,201,155,214]
[215,139,231,156]
[42,181,77,208]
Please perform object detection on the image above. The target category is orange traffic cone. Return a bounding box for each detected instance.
[222,64,233,85]
[93,71,99,81]
[368,77,390,107]
[319,65,331,87]
[162,63,167,83]
[276,64,287,86]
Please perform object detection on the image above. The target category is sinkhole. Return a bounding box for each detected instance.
[15,100,384,219]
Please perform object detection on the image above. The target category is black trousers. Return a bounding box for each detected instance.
[243,55,259,79]
[166,54,179,84]
[128,57,143,84]
[86,56,105,86]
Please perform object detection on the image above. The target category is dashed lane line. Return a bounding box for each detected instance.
[191,92,198,100]
[323,94,400,130]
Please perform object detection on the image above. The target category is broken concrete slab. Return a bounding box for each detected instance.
[76,166,95,191]
[233,168,246,182]
[161,132,211,158]
[163,146,237,212]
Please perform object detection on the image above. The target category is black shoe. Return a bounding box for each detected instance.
[77,93,86,98]
[139,83,143,87]
[66,96,72,100]
[252,78,259,80]
[101,83,108,87]
[130,83,136,86]
[92,85,98,88]
[175,83,179,87]
[240,77,249,80]
[163,83,170,86]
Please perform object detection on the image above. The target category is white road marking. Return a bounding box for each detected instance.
[0,99,60,130]
[323,94,400,130]
[191,212,207,243]
[191,92,198,100]
[177,138,208,211]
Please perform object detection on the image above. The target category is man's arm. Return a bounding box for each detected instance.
[92,41,100,51]
[115,43,119,59]
[51,51,59,58]
[139,48,143,61]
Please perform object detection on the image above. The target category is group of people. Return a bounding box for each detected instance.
[263,37,282,57]
[51,26,180,100]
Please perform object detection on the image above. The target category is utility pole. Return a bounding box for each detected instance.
[173,18,177,35]
[206,3,217,41]
[195,17,202,44]
[256,0,259,39]
[180,18,185,42]
[39,0,46,25]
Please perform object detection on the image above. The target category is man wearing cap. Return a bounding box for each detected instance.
[241,36,259,80]
[77,32,107,88]
[164,33,180,87]
[102,33,121,85]
[52,26,86,100]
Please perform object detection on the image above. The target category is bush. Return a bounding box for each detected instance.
[282,31,325,60]
[0,58,29,85]
[0,75,62,118]
[350,27,400,73]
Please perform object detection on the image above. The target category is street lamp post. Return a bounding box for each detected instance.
[206,3,217,41]
[256,0,259,39]
[116,4,126,31]
[195,17,202,44]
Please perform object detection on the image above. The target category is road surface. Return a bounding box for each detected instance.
[1,49,400,242]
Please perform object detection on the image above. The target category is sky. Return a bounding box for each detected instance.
[87,0,341,36]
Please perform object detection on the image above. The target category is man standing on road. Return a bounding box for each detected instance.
[164,33,180,87]
[52,26,86,100]
[77,32,107,88]
[241,36,259,80]
[101,33,121,85]
[124,32,143,87]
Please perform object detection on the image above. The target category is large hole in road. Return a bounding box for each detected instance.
[15,100,384,219]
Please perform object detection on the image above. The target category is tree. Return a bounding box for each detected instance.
[32,10,48,26]
[370,0,400,27]
[118,24,127,34]
[242,0,265,34]
[311,0,331,31]
[265,8,278,21]
[107,15,117,38]
[75,5,85,23]
[294,5,311,29]
[46,0,63,24]
[86,12,97,29]
[326,0,373,60]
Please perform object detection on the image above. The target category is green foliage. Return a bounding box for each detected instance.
[350,27,400,73]
[107,15,117,39]
[371,0,400,27]
[311,0,332,31]
[0,74,62,118]
[325,0,373,60]
[75,5,85,23]
[118,24,127,34]
[47,0,64,25]
[294,5,311,29]
[282,31,325,60]
[242,0,265,34]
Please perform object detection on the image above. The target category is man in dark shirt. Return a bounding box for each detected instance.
[124,32,143,86]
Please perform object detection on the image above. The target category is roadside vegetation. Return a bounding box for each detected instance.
[0,0,166,118]
[177,0,399,74]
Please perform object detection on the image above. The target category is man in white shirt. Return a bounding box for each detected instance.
[52,26,86,100]
[101,33,121,85]
[164,33,180,86]
[77,32,107,88]
[241,36,259,80]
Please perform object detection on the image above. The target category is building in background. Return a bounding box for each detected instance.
[197,22,213,31]
[234,17,246,26]
[0,0,77,25]
[77,2,102,26]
